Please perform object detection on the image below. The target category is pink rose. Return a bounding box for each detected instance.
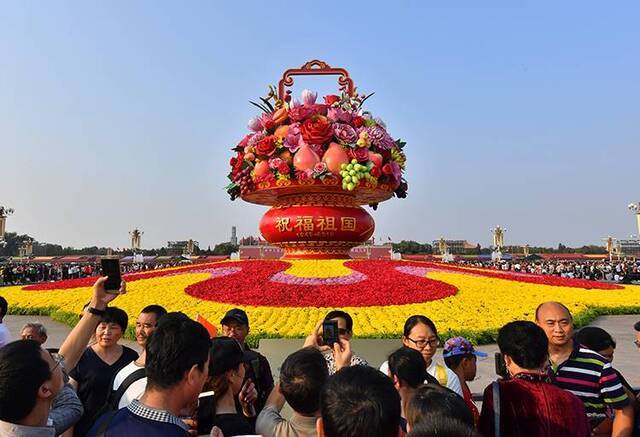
[313,162,328,174]
[328,107,353,124]
[288,106,317,122]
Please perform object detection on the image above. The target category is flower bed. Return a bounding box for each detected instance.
[3,260,639,345]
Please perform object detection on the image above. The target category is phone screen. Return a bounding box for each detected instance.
[101,258,121,292]
[322,320,339,346]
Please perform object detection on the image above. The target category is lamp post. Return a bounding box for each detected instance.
[628,203,640,240]
[0,206,15,244]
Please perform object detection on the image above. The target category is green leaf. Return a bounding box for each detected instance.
[249,100,270,113]
[358,92,375,108]
[259,97,275,112]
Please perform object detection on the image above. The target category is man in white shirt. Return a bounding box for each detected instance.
[111,304,167,408]
[0,296,11,348]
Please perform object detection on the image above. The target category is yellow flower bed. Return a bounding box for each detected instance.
[3,260,639,344]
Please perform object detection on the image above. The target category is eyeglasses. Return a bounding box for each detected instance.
[406,337,440,349]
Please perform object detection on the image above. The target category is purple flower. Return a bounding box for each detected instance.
[327,107,353,123]
[333,123,358,144]
[367,126,394,150]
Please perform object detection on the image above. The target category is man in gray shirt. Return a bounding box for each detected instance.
[256,348,330,437]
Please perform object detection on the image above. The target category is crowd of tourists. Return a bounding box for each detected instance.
[1,281,640,436]
[455,259,640,283]
[0,262,183,286]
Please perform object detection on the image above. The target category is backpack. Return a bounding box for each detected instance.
[435,363,449,386]
[91,367,147,427]
[107,367,147,410]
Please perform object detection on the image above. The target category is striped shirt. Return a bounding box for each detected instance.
[552,345,629,420]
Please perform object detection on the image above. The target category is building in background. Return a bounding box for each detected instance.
[619,239,640,257]
[430,239,476,255]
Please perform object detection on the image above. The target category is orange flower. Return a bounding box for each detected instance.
[274,125,289,139]
[272,107,288,126]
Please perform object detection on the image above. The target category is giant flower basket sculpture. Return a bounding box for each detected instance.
[227,60,408,259]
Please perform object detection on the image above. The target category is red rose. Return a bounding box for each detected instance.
[370,166,381,178]
[301,115,333,145]
[324,95,340,106]
[352,116,364,128]
[348,147,369,162]
[382,163,393,175]
[277,162,290,174]
[255,135,277,156]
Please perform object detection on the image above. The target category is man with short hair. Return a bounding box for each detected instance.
[256,347,329,437]
[87,312,211,436]
[0,341,65,436]
[317,365,401,437]
[442,337,486,425]
[0,276,123,436]
[20,322,48,345]
[387,347,438,433]
[221,308,274,413]
[536,301,634,434]
[110,304,167,409]
[0,295,11,347]
[634,321,640,350]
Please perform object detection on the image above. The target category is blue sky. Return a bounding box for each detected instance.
[1,2,639,249]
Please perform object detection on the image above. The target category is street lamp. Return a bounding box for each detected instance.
[628,203,640,240]
[0,206,14,245]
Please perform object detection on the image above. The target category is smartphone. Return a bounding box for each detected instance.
[322,320,339,347]
[494,352,509,379]
[100,258,122,292]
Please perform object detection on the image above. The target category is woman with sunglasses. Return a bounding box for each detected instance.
[380,315,463,396]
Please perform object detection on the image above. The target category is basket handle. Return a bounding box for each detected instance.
[278,60,355,100]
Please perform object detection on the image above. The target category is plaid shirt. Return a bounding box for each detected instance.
[127,399,190,431]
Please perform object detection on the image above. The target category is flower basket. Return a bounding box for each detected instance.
[226,60,408,259]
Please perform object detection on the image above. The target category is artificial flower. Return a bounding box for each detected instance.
[301,89,317,106]
[255,135,277,156]
[248,117,263,132]
[324,94,340,106]
[333,123,358,144]
[301,115,333,145]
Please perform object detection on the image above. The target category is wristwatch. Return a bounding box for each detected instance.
[86,306,106,316]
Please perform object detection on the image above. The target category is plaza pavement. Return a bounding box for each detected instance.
[4,314,639,394]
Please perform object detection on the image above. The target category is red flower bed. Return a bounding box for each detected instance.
[416,262,623,290]
[184,260,458,307]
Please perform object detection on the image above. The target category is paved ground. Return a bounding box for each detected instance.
[4,314,639,394]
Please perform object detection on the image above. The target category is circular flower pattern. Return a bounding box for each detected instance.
[4,260,639,344]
